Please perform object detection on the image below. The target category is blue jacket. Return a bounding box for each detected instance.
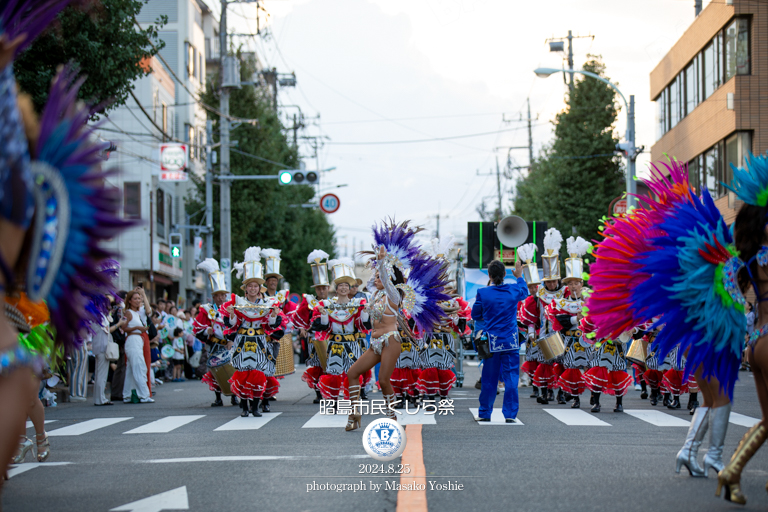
[471,278,529,352]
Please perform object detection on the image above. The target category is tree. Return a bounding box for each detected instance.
[188,53,335,293]
[14,0,166,114]
[512,55,625,246]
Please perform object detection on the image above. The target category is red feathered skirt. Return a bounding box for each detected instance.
[318,373,349,400]
[263,376,280,399]
[391,368,419,396]
[521,360,539,380]
[416,367,457,396]
[661,369,693,395]
[302,366,323,390]
[532,362,557,388]
[229,369,266,400]
[202,371,221,392]
[643,369,664,390]
[557,368,586,395]
[583,367,633,396]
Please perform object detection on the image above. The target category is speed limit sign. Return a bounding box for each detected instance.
[319,193,340,214]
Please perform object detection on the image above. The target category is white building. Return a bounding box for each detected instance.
[99,0,216,306]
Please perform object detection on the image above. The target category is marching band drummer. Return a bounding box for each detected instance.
[221,247,287,418]
[519,228,568,405]
[516,243,543,396]
[194,258,238,408]
[312,258,371,409]
[293,250,333,404]
[550,237,593,409]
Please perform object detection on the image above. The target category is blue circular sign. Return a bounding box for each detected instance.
[363,418,407,461]
[320,193,340,214]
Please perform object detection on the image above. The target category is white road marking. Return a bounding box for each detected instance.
[469,408,524,425]
[397,409,437,425]
[544,409,611,426]
[730,412,761,428]
[26,420,56,429]
[48,417,133,436]
[124,415,205,434]
[213,412,281,431]
[142,455,369,464]
[301,412,348,428]
[623,410,690,427]
[110,485,188,512]
[7,462,71,479]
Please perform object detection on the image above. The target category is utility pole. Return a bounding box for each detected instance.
[205,120,214,261]
[546,32,593,94]
[527,98,534,168]
[567,30,574,93]
[495,155,502,221]
[219,0,232,291]
[435,211,440,240]
[627,94,637,208]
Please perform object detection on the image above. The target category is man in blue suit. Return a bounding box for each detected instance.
[471,259,529,423]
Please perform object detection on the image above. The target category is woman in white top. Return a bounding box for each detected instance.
[123,290,154,403]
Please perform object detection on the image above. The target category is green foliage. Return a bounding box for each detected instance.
[14,0,166,114]
[513,55,625,247]
[188,53,335,294]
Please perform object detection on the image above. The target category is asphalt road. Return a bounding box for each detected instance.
[3,361,768,512]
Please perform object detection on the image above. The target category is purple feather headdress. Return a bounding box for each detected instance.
[26,67,135,350]
[1,0,70,56]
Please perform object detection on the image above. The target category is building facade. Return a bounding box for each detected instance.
[650,0,762,224]
[99,0,217,305]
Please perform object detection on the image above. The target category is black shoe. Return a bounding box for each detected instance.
[687,392,697,410]
[251,399,262,417]
[530,386,539,399]
[360,389,368,400]
[640,381,648,399]
[394,396,405,409]
[564,393,573,402]
[211,398,224,407]
[240,399,250,417]
[261,399,271,413]
[667,396,681,409]
[640,390,648,400]
[590,393,600,413]
[313,390,322,404]
[557,390,566,405]
[571,396,581,409]
[649,389,659,406]
[689,400,699,415]
[230,396,239,407]
[590,393,595,406]
[475,416,491,422]
[269,397,276,401]
[614,396,623,413]
[662,393,671,407]
[475,379,482,390]
[537,388,549,405]
[547,389,554,402]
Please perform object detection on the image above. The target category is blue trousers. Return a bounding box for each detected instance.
[478,350,520,420]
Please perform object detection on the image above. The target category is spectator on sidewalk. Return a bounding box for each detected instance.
[123,290,154,403]
[68,339,89,402]
[92,304,125,406]
[171,327,186,382]
[109,293,128,402]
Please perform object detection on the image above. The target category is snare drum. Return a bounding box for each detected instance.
[210,364,236,396]
[539,332,565,362]
[625,339,648,366]
[313,339,328,371]
[274,334,295,377]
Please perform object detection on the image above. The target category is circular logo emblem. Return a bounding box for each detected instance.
[363,419,407,461]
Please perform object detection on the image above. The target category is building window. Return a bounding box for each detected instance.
[703,42,715,100]
[162,103,168,135]
[685,57,699,116]
[688,157,700,193]
[187,124,195,160]
[124,182,141,219]
[655,88,667,141]
[704,143,723,198]
[168,194,174,227]
[725,18,750,80]
[670,74,683,129]
[156,188,165,238]
[187,43,196,78]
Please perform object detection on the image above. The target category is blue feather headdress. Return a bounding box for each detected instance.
[633,188,746,398]
[725,152,768,207]
[365,220,451,332]
[26,67,134,349]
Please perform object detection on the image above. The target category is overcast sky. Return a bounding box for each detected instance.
[212,0,708,256]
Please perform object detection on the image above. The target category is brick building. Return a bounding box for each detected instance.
[650,0,763,224]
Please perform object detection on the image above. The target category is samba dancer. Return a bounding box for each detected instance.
[293,250,332,404]
[222,247,286,417]
[194,259,238,407]
[312,258,370,408]
[519,228,567,405]
[551,237,592,409]
[345,220,450,431]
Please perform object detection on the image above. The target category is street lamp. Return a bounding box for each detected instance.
[534,67,640,209]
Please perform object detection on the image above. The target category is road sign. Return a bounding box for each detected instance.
[319,193,340,214]
[159,143,188,182]
[612,198,627,216]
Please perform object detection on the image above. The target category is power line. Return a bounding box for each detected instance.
[230,147,292,169]
[321,112,524,125]
[325,124,541,145]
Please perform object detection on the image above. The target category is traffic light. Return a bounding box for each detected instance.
[169,233,182,258]
[278,170,318,185]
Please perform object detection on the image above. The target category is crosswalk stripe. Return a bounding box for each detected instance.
[213,413,281,431]
[7,462,71,479]
[729,412,761,428]
[48,418,133,436]
[124,415,205,434]
[397,410,437,425]
[26,420,56,429]
[469,408,524,425]
[302,412,348,428]
[623,410,690,427]
[544,409,611,426]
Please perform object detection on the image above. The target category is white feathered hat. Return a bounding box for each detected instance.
[197,258,229,294]
[307,249,330,288]
[564,236,591,283]
[261,248,282,280]
[239,246,264,289]
[328,257,357,286]
[541,228,563,282]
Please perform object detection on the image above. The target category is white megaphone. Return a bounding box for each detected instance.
[496,215,529,248]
